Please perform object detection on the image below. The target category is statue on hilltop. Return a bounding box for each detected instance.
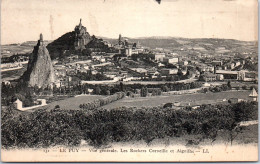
[74,19,91,50]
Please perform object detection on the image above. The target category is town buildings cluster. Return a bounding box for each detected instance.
[2,19,258,91]
[1,20,258,113]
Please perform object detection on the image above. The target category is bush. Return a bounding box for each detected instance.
[2,109,83,148]
[163,103,173,108]
[55,105,60,109]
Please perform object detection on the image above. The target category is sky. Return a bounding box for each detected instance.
[1,0,258,44]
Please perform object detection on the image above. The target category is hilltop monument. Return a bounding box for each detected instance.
[21,34,56,88]
[74,18,92,50]
[46,19,92,59]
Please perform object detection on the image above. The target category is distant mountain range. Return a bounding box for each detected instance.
[2,36,257,58]
[99,36,257,43]
[99,36,182,49]
[98,36,257,50]
[4,36,257,47]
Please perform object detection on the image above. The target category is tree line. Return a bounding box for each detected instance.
[2,101,257,148]
[79,92,125,110]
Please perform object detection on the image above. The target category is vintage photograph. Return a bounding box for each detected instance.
[1,0,258,162]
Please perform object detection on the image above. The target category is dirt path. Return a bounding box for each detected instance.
[238,120,258,127]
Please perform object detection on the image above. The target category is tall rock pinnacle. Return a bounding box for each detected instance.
[21,34,56,88]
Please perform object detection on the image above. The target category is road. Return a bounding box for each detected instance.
[1,66,23,72]
[238,120,258,127]
[121,74,197,85]
[81,74,198,85]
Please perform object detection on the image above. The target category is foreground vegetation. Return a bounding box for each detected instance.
[2,101,257,149]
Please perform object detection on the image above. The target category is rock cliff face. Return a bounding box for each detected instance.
[21,34,56,88]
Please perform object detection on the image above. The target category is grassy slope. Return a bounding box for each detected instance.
[46,95,104,110]
[102,90,251,109]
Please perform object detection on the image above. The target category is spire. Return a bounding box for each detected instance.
[79,18,82,26]
[119,34,122,45]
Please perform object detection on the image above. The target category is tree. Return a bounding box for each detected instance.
[227,122,242,146]
[250,86,258,91]
[105,90,111,95]
[55,105,60,109]
[141,87,148,97]
[88,69,92,76]
[152,90,156,96]
[214,86,221,92]
[162,86,170,92]
[163,103,173,108]
[96,73,106,81]
[203,88,209,93]
[202,119,219,145]
[177,69,183,77]
[227,81,232,89]
[242,85,247,90]
[81,48,92,56]
[222,84,228,91]
[94,86,101,95]
[120,82,125,92]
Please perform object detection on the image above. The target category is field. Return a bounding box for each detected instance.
[216,124,258,145]
[46,95,104,110]
[102,90,251,109]
[234,124,258,144]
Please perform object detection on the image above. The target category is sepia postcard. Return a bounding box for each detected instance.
[1,0,258,162]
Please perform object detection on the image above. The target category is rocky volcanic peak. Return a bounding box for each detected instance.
[21,34,56,88]
[74,18,92,50]
[47,19,92,59]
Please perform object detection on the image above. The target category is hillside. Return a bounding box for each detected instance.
[46,32,77,59]
[101,37,181,49]
[2,36,257,59]
[100,36,257,56]
[46,19,92,59]
[46,33,117,59]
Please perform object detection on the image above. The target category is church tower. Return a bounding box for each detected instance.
[119,34,122,45]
